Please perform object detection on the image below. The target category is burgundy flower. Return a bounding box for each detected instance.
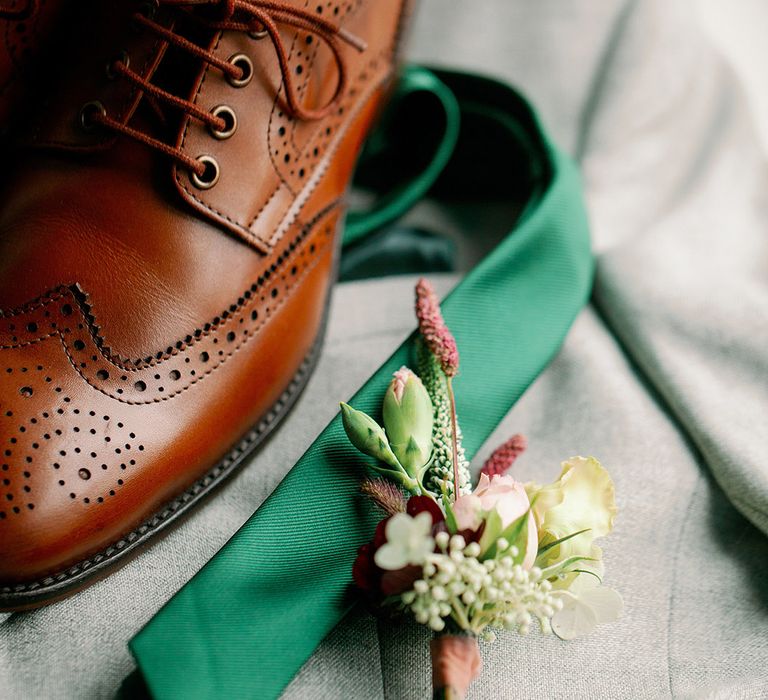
[352,543,379,593]
[381,565,422,596]
[406,495,445,526]
[352,517,390,594]
[353,497,448,597]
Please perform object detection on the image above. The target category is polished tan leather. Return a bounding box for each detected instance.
[0,0,412,593]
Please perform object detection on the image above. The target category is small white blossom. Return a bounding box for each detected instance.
[374,512,435,570]
[550,574,623,640]
[398,536,562,641]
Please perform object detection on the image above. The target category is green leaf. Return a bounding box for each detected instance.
[440,484,459,534]
[477,509,504,559]
[369,465,419,493]
[535,528,591,560]
[500,508,531,561]
[510,512,530,566]
[539,555,598,581]
[571,568,603,584]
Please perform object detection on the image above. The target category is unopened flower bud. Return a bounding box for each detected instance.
[382,367,434,478]
[340,402,401,470]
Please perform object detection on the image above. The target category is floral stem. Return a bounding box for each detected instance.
[417,477,440,504]
[445,376,460,502]
[450,597,471,631]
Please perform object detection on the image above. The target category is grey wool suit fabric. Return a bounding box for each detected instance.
[2,0,768,698]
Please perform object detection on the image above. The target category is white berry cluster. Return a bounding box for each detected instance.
[400,532,563,640]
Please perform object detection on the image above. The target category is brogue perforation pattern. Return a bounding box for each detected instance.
[0,330,322,592]
[0,203,338,406]
[0,206,339,532]
[267,0,362,188]
[3,0,46,74]
[0,400,140,517]
[268,7,384,202]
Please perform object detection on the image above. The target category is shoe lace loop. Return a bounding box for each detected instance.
[89,0,366,177]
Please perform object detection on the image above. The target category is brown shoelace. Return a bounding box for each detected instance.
[90,0,366,177]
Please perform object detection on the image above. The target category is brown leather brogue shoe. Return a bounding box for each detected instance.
[0,0,413,610]
[0,0,64,131]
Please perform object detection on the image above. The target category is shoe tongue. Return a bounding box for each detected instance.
[142,10,215,136]
[18,0,216,155]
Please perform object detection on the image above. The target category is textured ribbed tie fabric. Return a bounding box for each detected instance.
[128,67,594,699]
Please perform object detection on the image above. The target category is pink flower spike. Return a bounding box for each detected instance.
[481,434,528,477]
[415,278,459,377]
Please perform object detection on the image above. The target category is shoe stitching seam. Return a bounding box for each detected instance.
[0,202,338,368]
[173,29,279,249]
[0,333,323,596]
[53,207,336,404]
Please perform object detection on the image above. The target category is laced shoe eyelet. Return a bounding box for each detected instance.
[227,53,253,88]
[191,155,220,189]
[248,26,268,40]
[106,50,130,80]
[132,0,158,31]
[79,101,106,132]
[209,105,237,140]
[137,1,158,20]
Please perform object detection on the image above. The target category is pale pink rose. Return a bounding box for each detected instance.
[453,495,484,532]
[453,473,538,569]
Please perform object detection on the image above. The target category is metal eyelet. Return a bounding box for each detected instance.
[191,155,220,189]
[227,53,253,88]
[248,26,268,40]
[106,50,130,80]
[137,0,158,20]
[209,105,237,140]
[132,0,158,30]
[79,101,106,132]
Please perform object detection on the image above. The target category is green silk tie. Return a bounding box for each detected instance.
[128,67,594,699]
